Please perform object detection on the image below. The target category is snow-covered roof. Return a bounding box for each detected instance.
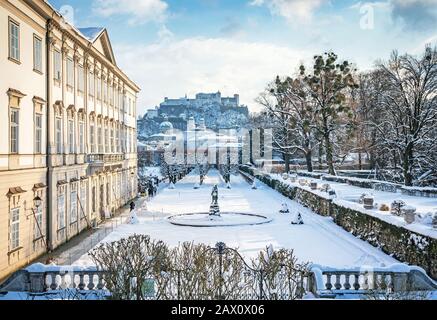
[78,27,105,42]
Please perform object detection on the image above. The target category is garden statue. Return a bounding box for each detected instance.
[209,185,220,216]
[280,203,290,214]
[291,212,304,225]
[127,209,139,225]
[211,185,218,205]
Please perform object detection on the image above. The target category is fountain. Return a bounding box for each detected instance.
[167,185,272,227]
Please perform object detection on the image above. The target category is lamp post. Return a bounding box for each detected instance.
[33,195,42,209]
[130,171,135,199]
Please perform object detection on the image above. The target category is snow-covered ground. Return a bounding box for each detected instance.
[73,170,398,268]
[271,173,437,239]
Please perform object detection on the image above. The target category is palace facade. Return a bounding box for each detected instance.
[0,0,140,281]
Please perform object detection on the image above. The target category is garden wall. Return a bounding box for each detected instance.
[240,166,437,280]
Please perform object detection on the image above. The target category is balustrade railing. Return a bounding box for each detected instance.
[1,246,436,300]
[309,264,437,298]
[87,154,125,164]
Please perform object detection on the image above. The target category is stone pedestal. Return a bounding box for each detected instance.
[363,196,374,210]
[402,206,417,224]
[209,203,220,216]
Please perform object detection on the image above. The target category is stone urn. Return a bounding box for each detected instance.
[402,206,416,224]
[289,174,297,183]
[310,181,318,190]
[282,173,289,180]
[320,184,330,193]
[298,179,307,186]
[363,195,375,210]
[328,189,337,199]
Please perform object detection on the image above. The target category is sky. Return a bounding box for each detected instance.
[47,0,437,115]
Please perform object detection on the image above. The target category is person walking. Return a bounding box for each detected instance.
[130,201,136,212]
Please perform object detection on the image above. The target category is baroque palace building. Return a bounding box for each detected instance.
[0,0,140,281]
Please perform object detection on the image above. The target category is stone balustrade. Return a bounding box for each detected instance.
[309,264,437,299]
[0,264,106,293]
[1,262,436,299]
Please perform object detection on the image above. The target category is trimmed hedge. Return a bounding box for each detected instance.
[240,165,437,280]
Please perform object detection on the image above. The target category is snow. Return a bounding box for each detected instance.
[72,170,398,269]
[271,173,437,239]
[25,263,97,273]
[78,27,104,42]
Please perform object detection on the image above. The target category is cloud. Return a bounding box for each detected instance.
[114,38,307,114]
[249,0,329,23]
[93,0,168,25]
[219,19,244,37]
[157,25,174,41]
[390,0,437,31]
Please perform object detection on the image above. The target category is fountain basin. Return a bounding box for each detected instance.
[167,212,273,227]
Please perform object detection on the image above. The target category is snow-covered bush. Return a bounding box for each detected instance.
[391,200,406,216]
[89,235,310,300]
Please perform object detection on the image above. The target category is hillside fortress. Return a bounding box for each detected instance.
[138,91,249,135]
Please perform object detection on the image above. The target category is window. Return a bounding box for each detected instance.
[10,109,19,153]
[92,185,96,213]
[33,35,42,72]
[109,85,113,105]
[106,183,110,205]
[10,208,20,250]
[70,190,77,224]
[115,128,119,153]
[68,119,74,153]
[34,203,43,239]
[67,58,74,87]
[98,124,103,153]
[105,127,109,152]
[88,72,95,96]
[110,127,114,153]
[103,81,107,102]
[9,19,20,61]
[54,50,61,81]
[97,78,101,100]
[78,65,84,92]
[79,121,84,154]
[56,117,62,154]
[35,114,42,154]
[58,193,65,229]
[90,122,95,153]
[80,185,86,218]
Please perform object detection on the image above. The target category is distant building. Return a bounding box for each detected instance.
[137,91,249,138]
[145,108,158,119]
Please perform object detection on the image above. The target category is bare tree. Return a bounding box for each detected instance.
[256,76,296,172]
[373,46,437,186]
